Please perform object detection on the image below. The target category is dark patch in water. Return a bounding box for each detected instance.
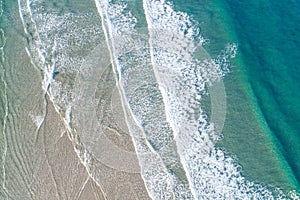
[52,71,59,79]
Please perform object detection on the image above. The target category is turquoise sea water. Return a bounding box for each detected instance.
[0,0,300,198]
[186,0,300,193]
[226,0,300,180]
[174,0,300,194]
[225,0,300,192]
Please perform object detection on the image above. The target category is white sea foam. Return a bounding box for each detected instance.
[94,0,300,198]
[95,0,197,198]
[17,0,106,188]
[17,0,299,198]
[142,0,291,199]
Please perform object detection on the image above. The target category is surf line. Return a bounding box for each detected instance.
[0,25,8,197]
[94,0,151,162]
[93,0,167,174]
[95,0,163,199]
[142,0,197,199]
[93,0,177,199]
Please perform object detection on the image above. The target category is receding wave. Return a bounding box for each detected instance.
[95,0,298,198]
[95,0,195,198]
[141,0,279,199]
[16,0,300,199]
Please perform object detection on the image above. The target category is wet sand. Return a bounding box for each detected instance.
[0,11,150,199]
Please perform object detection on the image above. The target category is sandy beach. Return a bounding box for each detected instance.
[0,4,150,198]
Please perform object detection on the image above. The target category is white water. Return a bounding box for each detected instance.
[94,0,194,198]
[17,0,106,190]
[141,0,286,199]
[94,0,295,199]
[16,0,299,199]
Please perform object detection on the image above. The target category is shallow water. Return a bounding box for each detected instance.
[0,0,299,199]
